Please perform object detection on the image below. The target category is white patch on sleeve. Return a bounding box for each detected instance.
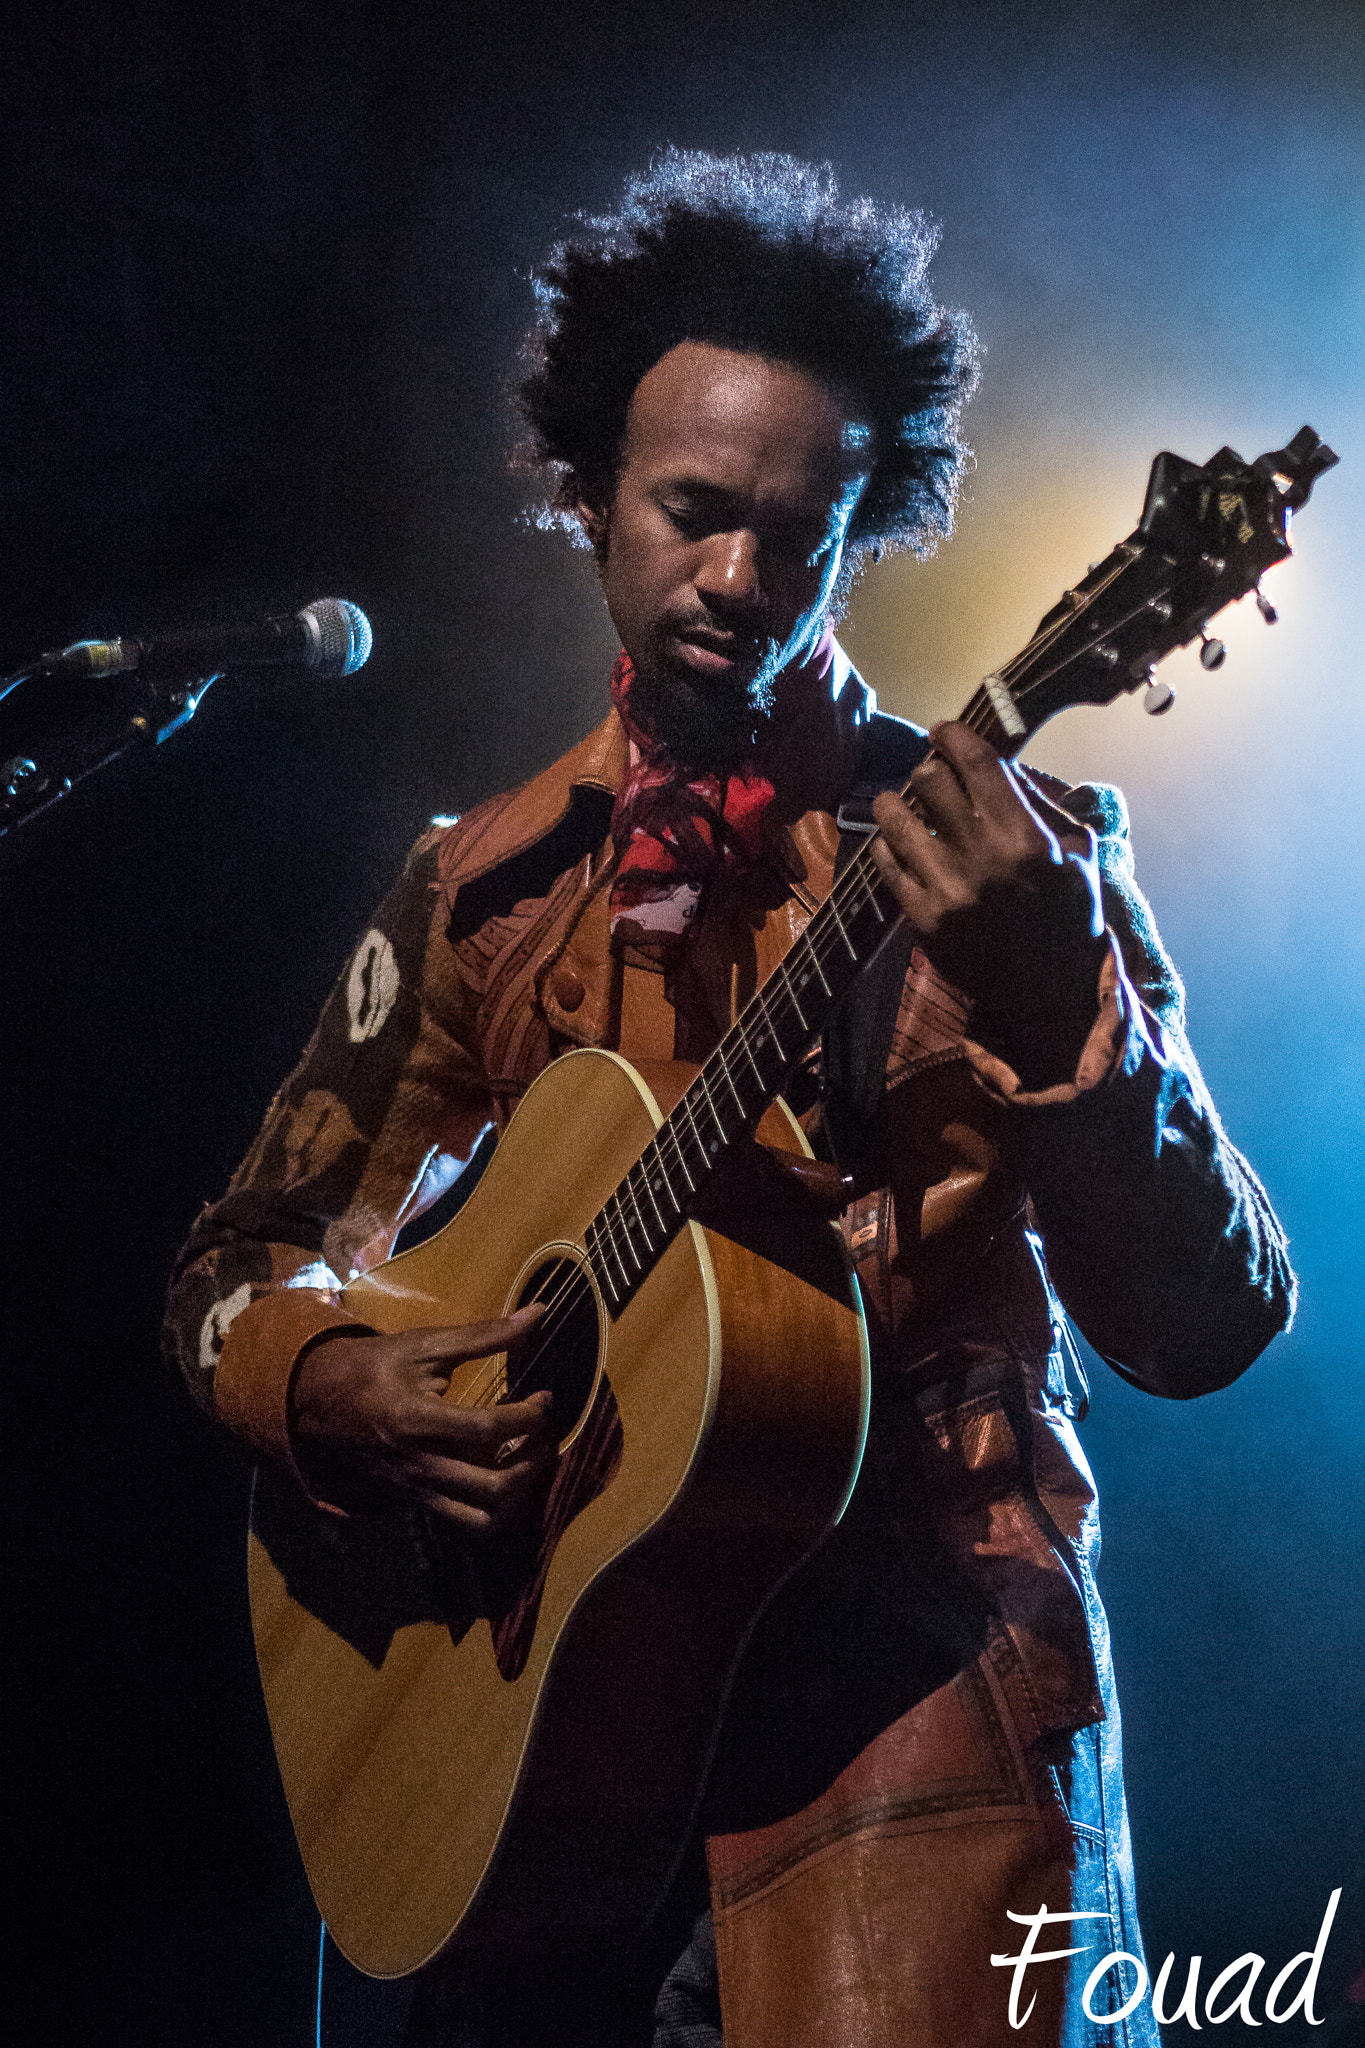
[346,928,399,1043]
[199,1281,254,1377]
[283,1260,343,1295]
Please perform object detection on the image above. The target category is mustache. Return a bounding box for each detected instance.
[667,611,768,658]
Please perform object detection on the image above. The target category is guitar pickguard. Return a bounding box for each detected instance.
[487,1376,624,1680]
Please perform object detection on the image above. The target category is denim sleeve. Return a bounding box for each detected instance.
[1016,781,1296,1398]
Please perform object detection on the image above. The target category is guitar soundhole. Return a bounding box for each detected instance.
[512,1257,603,1443]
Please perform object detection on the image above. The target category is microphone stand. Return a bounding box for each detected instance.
[2,598,369,838]
[0,660,219,839]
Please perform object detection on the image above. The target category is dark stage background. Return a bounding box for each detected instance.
[4,3,1362,2041]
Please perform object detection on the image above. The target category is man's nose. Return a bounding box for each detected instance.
[694,528,764,613]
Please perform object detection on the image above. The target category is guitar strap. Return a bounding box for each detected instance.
[819,710,930,1188]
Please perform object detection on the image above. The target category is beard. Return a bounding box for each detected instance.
[627,637,785,774]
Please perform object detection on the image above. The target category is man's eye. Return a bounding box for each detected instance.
[769,527,829,562]
[663,506,827,558]
[664,506,715,539]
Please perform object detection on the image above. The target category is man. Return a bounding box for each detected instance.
[165,152,1294,2046]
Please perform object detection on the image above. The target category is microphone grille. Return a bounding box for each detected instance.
[298,599,373,677]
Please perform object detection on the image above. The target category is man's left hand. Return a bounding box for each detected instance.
[869,720,1108,1089]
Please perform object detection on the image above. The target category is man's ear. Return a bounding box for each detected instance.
[574,494,610,563]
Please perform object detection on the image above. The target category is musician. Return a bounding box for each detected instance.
[165,151,1294,2046]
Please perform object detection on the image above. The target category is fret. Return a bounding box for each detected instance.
[713,1045,748,1121]
[778,959,809,1032]
[707,1053,729,1125]
[755,990,787,1061]
[681,1082,718,1166]
[629,1162,656,1237]
[586,1210,609,1290]
[623,1175,655,1255]
[752,1018,782,1075]
[826,892,859,962]
[591,1213,631,1301]
[831,868,863,932]
[606,1193,641,1273]
[637,1155,669,1234]
[848,857,888,929]
[583,1221,618,1308]
[661,1116,697,1194]
[805,945,833,999]
[603,1259,625,1312]
[641,1139,675,1216]
[675,1089,703,1171]
[697,1073,731,1154]
[737,1023,767,1090]
[621,1166,647,1245]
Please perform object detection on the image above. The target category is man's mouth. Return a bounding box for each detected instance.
[671,629,761,680]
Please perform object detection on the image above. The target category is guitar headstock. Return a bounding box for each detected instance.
[986,425,1338,750]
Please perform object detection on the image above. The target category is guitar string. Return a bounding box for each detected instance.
[999,587,1173,703]
[993,557,1134,691]
[451,555,1167,1415]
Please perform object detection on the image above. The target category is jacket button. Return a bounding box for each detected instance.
[550,963,586,1013]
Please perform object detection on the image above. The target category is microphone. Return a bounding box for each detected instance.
[43,597,373,683]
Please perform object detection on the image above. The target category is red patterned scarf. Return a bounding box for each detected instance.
[608,643,830,962]
[608,651,774,962]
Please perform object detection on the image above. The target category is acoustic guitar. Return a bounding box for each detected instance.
[248,427,1335,1977]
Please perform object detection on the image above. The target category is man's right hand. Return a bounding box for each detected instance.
[288,1306,556,1532]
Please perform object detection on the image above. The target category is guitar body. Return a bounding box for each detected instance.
[248,1047,870,1978]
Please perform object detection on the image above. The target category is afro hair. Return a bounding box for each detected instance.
[518,149,979,574]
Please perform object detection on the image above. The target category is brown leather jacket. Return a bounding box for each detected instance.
[165,670,1294,2045]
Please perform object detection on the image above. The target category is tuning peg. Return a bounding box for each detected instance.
[1256,588,1278,624]
[1199,634,1227,671]
[2,754,40,800]
[1144,679,1176,716]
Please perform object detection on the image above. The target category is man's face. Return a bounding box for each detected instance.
[577,341,874,768]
